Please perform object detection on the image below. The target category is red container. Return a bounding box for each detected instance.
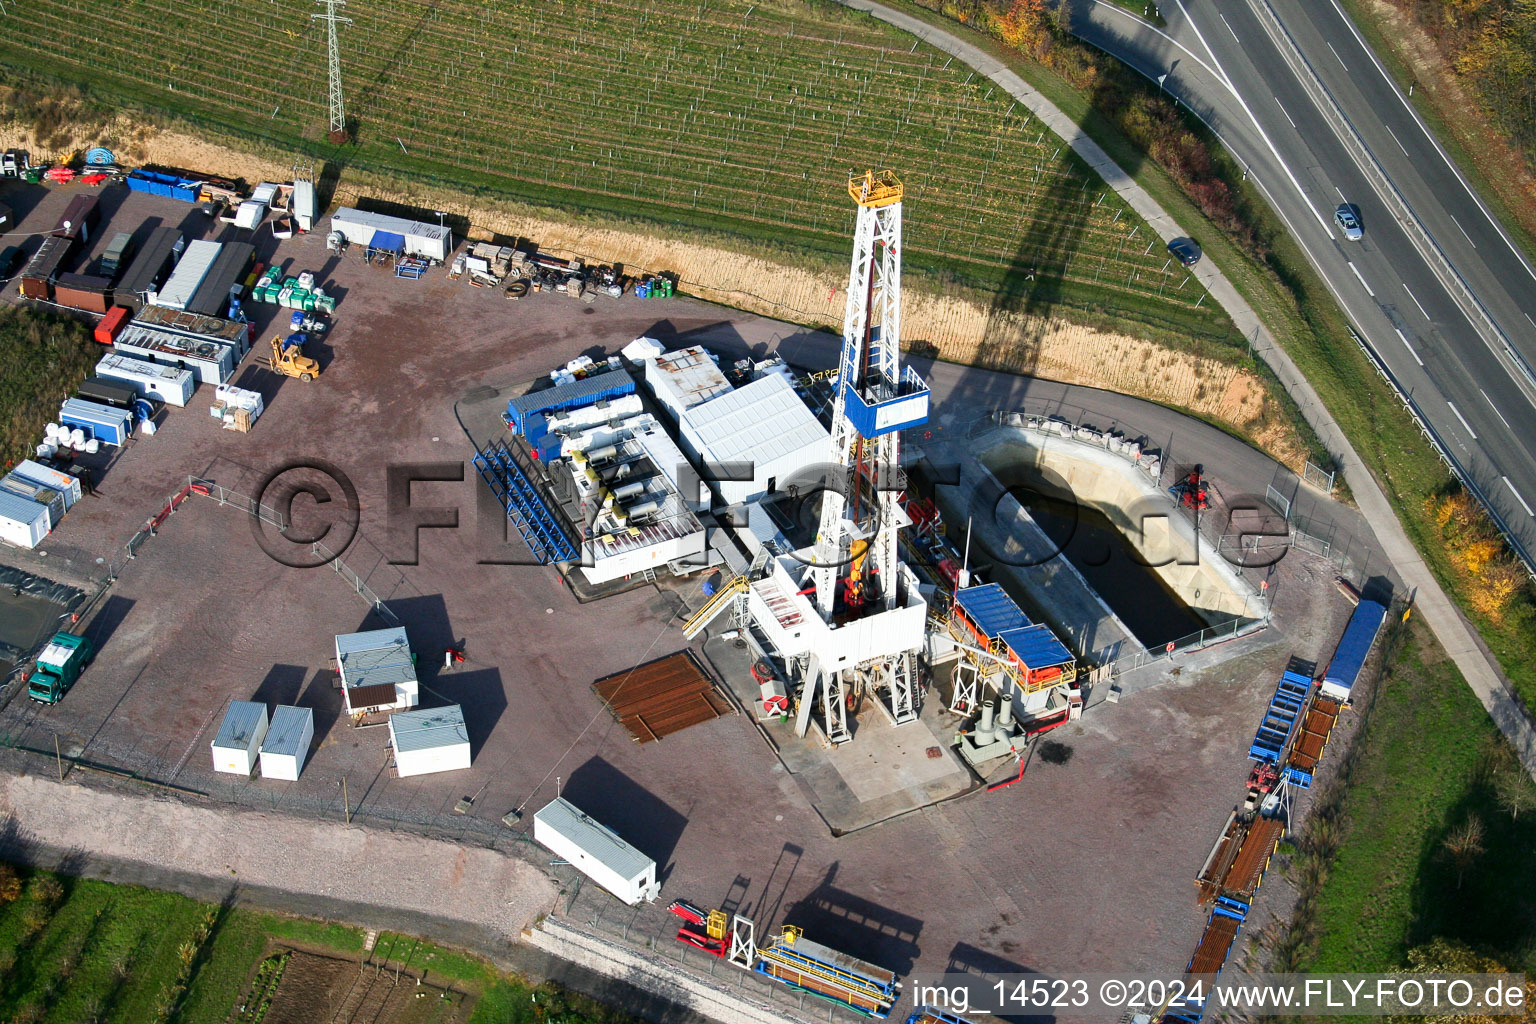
[95,305,131,345]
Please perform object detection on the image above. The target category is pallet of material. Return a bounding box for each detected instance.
[1287,697,1341,773]
[1195,812,1246,903]
[593,650,733,743]
[1222,816,1285,898]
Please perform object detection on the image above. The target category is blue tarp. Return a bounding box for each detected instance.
[1323,600,1386,694]
[369,231,405,253]
[953,583,1030,638]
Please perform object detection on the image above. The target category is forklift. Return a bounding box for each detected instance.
[266,333,320,381]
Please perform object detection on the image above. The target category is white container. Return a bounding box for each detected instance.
[234,201,265,230]
[157,240,222,310]
[96,353,196,407]
[0,491,50,548]
[388,705,470,778]
[258,705,314,781]
[211,700,268,775]
[533,797,661,906]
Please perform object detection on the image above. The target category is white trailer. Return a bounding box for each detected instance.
[0,490,50,549]
[330,207,452,262]
[95,353,196,408]
[211,700,268,775]
[533,797,661,906]
[258,705,314,781]
[388,705,470,777]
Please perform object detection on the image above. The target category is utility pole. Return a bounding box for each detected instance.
[313,0,352,143]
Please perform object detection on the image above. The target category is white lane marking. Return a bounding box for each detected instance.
[1327,0,1536,287]
[1403,283,1431,320]
[1327,41,1348,70]
[1348,261,1375,296]
[1382,123,1410,156]
[1173,0,1335,237]
[1395,327,1423,365]
[1218,11,1240,42]
[1274,96,1297,128]
[1505,477,1535,517]
[1450,214,1477,248]
[1448,401,1478,439]
[1089,2,1227,86]
[1481,389,1512,430]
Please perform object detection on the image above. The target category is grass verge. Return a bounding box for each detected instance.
[1292,618,1536,974]
[0,305,97,466]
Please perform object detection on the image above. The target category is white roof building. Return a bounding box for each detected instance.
[645,346,734,421]
[389,705,471,777]
[679,373,829,506]
[335,627,419,714]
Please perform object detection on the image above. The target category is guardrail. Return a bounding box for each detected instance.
[1247,0,1536,394]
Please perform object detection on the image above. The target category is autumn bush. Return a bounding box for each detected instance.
[1425,491,1528,622]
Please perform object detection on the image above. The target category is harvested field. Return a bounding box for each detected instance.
[260,950,465,1024]
[594,651,734,743]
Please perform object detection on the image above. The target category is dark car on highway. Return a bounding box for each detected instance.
[1168,237,1201,267]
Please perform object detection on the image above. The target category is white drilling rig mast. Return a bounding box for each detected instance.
[313,0,352,142]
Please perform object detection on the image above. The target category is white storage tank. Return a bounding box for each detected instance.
[388,705,470,777]
[533,797,661,906]
[258,705,314,781]
[211,700,269,775]
[0,490,51,549]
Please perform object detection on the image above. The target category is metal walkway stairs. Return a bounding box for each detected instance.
[473,439,578,564]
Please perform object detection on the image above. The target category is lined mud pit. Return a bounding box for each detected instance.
[257,951,468,1024]
[1010,490,1206,646]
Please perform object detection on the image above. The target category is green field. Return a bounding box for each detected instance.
[0,866,636,1024]
[0,0,1235,349]
[0,305,98,465]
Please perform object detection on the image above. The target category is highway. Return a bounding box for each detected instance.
[1067,0,1536,566]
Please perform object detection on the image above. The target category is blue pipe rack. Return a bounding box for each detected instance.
[1247,668,1310,763]
[473,440,578,564]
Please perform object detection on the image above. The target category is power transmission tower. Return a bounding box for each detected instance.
[313,0,352,143]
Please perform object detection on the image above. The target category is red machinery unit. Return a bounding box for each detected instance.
[668,900,727,957]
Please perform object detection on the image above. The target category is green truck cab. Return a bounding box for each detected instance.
[27,632,95,704]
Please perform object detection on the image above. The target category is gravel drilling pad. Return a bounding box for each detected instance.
[594,651,734,743]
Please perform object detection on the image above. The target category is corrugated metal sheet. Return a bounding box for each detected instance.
[506,369,635,435]
[389,705,468,754]
[680,373,826,466]
[998,624,1074,670]
[335,627,416,691]
[213,701,267,749]
[156,240,220,309]
[646,346,733,415]
[953,583,1032,638]
[534,797,653,882]
[261,705,313,757]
